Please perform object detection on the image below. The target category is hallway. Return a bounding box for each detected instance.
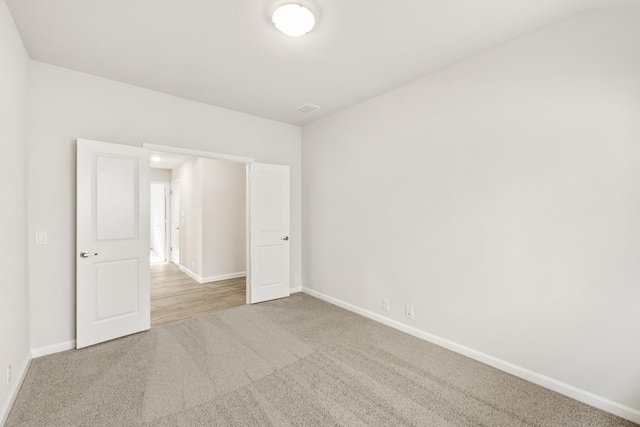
[151,263,246,326]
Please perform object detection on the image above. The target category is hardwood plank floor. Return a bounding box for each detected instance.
[150,263,246,326]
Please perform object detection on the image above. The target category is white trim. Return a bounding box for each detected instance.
[290,285,302,293]
[143,143,254,164]
[0,356,30,426]
[245,164,251,305]
[201,272,246,283]
[31,340,77,358]
[179,265,203,282]
[301,287,640,425]
[179,265,246,284]
[145,144,252,305]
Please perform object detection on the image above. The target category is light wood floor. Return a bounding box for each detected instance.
[151,263,246,326]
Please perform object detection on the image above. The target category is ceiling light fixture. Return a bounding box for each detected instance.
[272,4,315,37]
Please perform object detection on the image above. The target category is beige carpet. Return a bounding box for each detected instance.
[7,294,636,426]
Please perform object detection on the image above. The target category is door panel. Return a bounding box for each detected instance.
[95,259,139,320]
[96,156,137,240]
[250,163,290,303]
[77,139,150,349]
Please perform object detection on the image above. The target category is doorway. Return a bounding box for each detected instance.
[149,151,248,326]
[150,182,169,264]
[77,139,291,347]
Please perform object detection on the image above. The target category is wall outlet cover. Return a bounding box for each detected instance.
[405,305,414,319]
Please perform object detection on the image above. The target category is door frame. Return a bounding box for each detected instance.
[143,143,255,304]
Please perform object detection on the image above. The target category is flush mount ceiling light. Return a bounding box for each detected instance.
[272,4,315,37]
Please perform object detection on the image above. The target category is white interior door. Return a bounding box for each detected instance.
[249,163,290,303]
[170,180,180,264]
[76,139,150,349]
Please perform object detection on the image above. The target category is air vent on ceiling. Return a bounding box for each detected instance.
[295,103,322,114]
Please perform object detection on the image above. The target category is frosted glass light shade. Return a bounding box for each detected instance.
[272,4,315,37]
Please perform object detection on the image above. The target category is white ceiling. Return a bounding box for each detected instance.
[6,0,638,126]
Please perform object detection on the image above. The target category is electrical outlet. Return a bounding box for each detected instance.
[191,261,195,269]
[405,305,414,319]
[7,364,11,384]
[382,299,390,311]
[294,274,300,284]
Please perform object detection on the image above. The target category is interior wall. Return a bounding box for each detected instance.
[171,158,246,280]
[0,0,30,421]
[202,158,246,279]
[302,5,640,415]
[27,61,302,352]
[150,167,171,182]
[172,158,203,276]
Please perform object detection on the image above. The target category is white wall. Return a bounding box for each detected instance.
[0,0,30,422]
[202,158,246,279]
[150,167,172,182]
[302,5,640,419]
[27,61,301,352]
[172,158,203,276]
[172,158,246,280]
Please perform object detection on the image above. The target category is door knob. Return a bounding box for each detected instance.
[282,236,289,241]
[80,251,99,258]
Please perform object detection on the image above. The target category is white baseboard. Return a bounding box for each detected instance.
[301,287,640,425]
[178,265,200,282]
[179,265,245,284]
[290,285,302,293]
[0,355,31,426]
[200,272,246,283]
[31,340,76,359]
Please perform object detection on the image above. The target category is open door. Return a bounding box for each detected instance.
[76,139,150,349]
[249,163,290,303]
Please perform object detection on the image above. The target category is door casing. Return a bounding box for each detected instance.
[143,143,290,305]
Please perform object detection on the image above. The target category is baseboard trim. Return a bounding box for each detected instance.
[31,340,76,359]
[200,272,246,283]
[290,285,302,293]
[178,265,200,282]
[178,265,245,284]
[0,355,31,426]
[301,287,640,424]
